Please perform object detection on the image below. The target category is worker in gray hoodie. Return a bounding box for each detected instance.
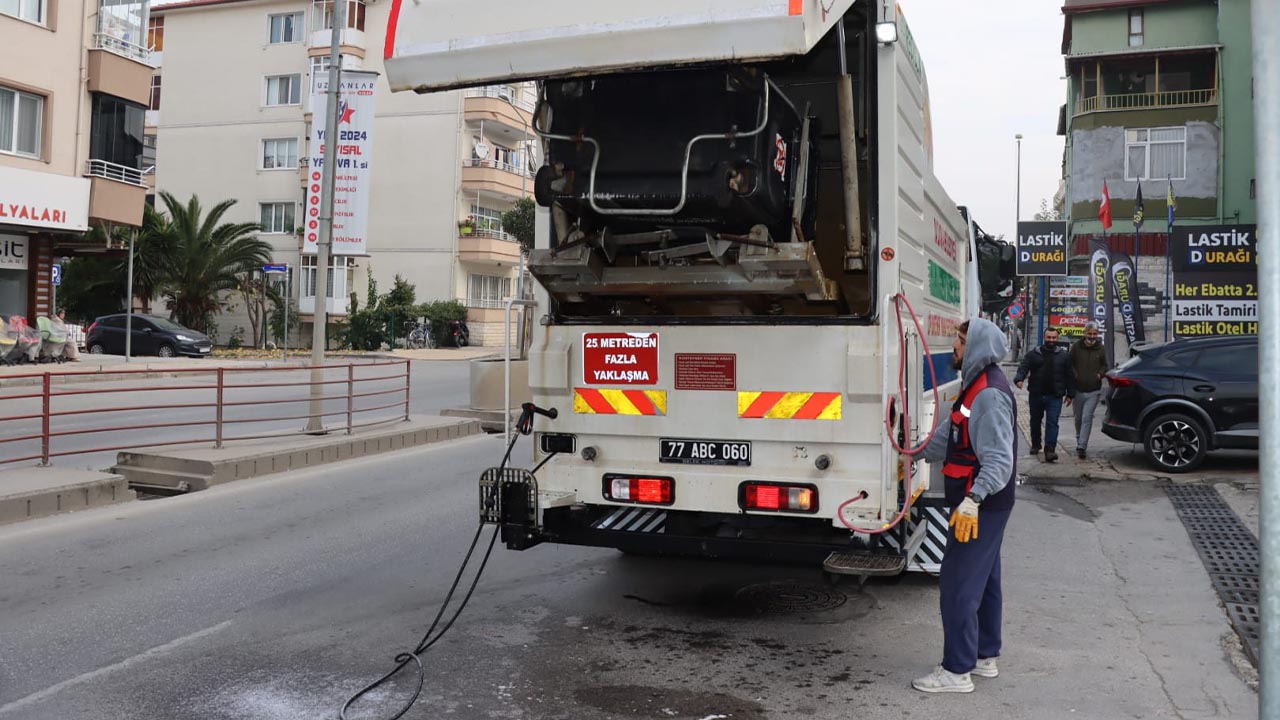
[909,317,1018,694]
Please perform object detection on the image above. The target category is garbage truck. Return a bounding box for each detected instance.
[386,0,1010,576]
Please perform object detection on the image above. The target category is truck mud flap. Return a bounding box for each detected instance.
[880,501,949,574]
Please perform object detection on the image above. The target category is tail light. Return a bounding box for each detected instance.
[87,321,98,335]
[1107,373,1139,388]
[741,482,818,513]
[604,474,673,505]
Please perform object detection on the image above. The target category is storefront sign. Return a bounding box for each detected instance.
[1171,225,1258,339]
[583,332,659,385]
[303,71,377,256]
[1016,221,1068,276]
[0,234,28,270]
[0,166,90,232]
[1046,276,1089,339]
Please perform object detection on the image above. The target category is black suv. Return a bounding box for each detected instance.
[85,314,213,358]
[1102,335,1258,472]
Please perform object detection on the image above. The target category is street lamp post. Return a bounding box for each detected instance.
[1015,134,1031,356]
[306,0,345,433]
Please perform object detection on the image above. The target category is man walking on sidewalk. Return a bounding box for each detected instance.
[1069,322,1107,459]
[1013,327,1074,462]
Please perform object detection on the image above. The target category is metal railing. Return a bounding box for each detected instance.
[464,85,537,114]
[463,157,535,179]
[1075,88,1218,115]
[94,32,151,63]
[461,228,516,242]
[0,360,410,467]
[86,159,147,187]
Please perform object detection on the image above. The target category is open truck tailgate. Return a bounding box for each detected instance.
[384,0,860,92]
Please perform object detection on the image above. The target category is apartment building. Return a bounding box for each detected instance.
[149,0,533,346]
[0,0,151,321]
[1058,0,1256,339]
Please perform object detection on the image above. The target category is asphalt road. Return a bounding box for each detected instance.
[0,360,472,470]
[0,434,1258,719]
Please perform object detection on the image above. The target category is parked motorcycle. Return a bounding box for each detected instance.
[447,319,470,347]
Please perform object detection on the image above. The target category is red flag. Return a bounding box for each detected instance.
[1099,180,1113,230]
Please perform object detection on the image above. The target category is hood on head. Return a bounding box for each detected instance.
[963,317,1007,386]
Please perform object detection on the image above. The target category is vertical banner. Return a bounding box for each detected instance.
[1170,224,1258,339]
[1109,252,1146,349]
[303,70,378,256]
[1088,237,1115,367]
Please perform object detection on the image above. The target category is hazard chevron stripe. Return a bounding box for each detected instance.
[737,391,841,420]
[574,388,668,416]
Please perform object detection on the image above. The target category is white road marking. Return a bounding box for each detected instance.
[0,620,233,715]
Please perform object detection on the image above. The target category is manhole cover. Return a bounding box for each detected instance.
[734,581,847,615]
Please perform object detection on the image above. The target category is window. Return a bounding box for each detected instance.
[149,75,162,111]
[301,256,354,300]
[147,16,164,51]
[269,12,303,43]
[142,133,157,168]
[0,0,46,25]
[262,137,299,169]
[98,0,148,58]
[0,87,43,158]
[470,205,504,234]
[311,0,365,32]
[90,94,145,168]
[1194,345,1257,375]
[468,273,512,308]
[1124,127,1186,181]
[265,74,302,106]
[1128,9,1143,47]
[260,202,296,234]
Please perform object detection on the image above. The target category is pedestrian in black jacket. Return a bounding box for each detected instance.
[1013,327,1075,463]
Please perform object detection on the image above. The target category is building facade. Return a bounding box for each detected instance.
[1058,0,1256,341]
[0,0,151,322]
[150,0,532,347]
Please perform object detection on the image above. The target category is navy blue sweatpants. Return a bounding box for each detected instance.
[939,508,1012,675]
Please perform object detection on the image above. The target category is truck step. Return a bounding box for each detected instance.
[823,550,907,576]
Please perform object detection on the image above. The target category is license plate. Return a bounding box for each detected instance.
[659,438,751,466]
[199,347,211,353]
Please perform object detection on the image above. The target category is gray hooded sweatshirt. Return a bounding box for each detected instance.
[918,317,1017,502]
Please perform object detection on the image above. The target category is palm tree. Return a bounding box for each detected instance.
[157,191,272,333]
[131,203,176,314]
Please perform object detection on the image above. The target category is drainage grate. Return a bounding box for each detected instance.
[1166,484,1259,665]
[733,581,848,615]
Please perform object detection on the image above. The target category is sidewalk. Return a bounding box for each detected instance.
[0,355,311,387]
[1005,363,1261,534]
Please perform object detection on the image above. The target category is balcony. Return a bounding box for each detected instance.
[458,228,523,266]
[85,160,147,226]
[1074,88,1217,117]
[460,159,534,199]
[88,42,153,107]
[463,86,535,133]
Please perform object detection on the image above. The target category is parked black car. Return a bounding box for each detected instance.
[85,314,213,358]
[1102,335,1258,472]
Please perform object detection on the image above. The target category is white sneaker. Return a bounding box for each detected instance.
[971,657,999,678]
[911,665,975,693]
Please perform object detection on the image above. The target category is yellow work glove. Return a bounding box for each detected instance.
[949,497,980,543]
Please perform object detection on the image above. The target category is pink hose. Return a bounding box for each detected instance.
[837,293,945,534]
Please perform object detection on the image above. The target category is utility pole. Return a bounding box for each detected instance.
[306,0,345,433]
[125,230,135,363]
[1252,0,1279,713]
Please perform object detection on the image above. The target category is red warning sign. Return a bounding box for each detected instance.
[583,332,659,385]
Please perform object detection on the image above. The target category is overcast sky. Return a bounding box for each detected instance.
[904,0,1068,241]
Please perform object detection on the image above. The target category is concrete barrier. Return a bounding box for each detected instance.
[0,467,135,525]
